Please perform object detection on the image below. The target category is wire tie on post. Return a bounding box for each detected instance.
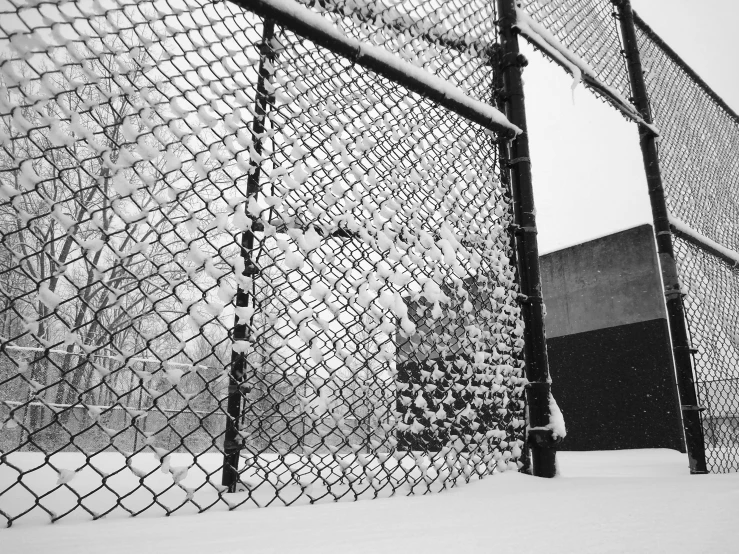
[673,345,699,354]
[518,293,543,304]
[527,427,563,448]
[506,156,531,167]
[514,225,537,236]
[499,51,528,70]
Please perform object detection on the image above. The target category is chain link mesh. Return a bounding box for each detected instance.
[0,0,528,526]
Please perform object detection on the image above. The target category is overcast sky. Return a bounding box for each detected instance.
[523,0,739,253]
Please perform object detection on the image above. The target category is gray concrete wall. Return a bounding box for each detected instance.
[540,224,685,451]
[540,225,668,339]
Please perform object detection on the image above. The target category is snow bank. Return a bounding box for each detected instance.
[3,450,738,554]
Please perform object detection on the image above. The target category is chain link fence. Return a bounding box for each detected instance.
[673,238,739,472]
[515,0,739,473]
[517,0,631,108]
[0,0,530,526]
[633,16,739,473]
[2,0,735,530]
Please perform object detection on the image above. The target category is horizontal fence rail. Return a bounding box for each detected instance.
[232,0,521,138]
[0,0,536,525]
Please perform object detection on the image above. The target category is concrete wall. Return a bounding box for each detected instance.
[540,225,685,451]
[541,225,669,339]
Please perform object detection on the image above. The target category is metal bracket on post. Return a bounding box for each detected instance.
[494,0,556,479]
[614,0,708,474]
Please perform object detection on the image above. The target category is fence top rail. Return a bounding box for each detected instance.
[631,10,739,126]
[232,0,521,137]
[669,214,739,269]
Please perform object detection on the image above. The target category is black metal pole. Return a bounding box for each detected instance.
[221,19,276,491]
[491,46,529,475]
[615,0,708,474]
[495,0,557,478]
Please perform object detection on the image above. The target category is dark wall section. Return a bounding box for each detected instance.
[541,225,685,451]
[546,319,684,450]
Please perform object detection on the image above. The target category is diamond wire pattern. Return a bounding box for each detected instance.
[634,18,739,473]
[0,0,528,525]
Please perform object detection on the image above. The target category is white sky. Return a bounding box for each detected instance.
[524,0,739,254]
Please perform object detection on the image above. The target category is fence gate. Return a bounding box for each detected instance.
[0,0,560,525]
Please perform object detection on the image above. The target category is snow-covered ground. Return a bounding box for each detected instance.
[1,449,478,526]
[2,449,738,553]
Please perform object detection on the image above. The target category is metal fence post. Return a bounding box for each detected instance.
[221,19,276,491]
[615,0,708,474]
[495,0,558,478]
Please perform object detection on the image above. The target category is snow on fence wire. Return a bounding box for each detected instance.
[513,0,636,122]
[511,1,739,473]
[0,0,530,525]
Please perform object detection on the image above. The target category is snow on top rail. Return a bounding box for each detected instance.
[669,214,739,268]
[236,0,521,137]
[514,8,660,137]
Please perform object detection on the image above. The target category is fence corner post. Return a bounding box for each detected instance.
[614,0,708,474]
[495,0,558,478]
